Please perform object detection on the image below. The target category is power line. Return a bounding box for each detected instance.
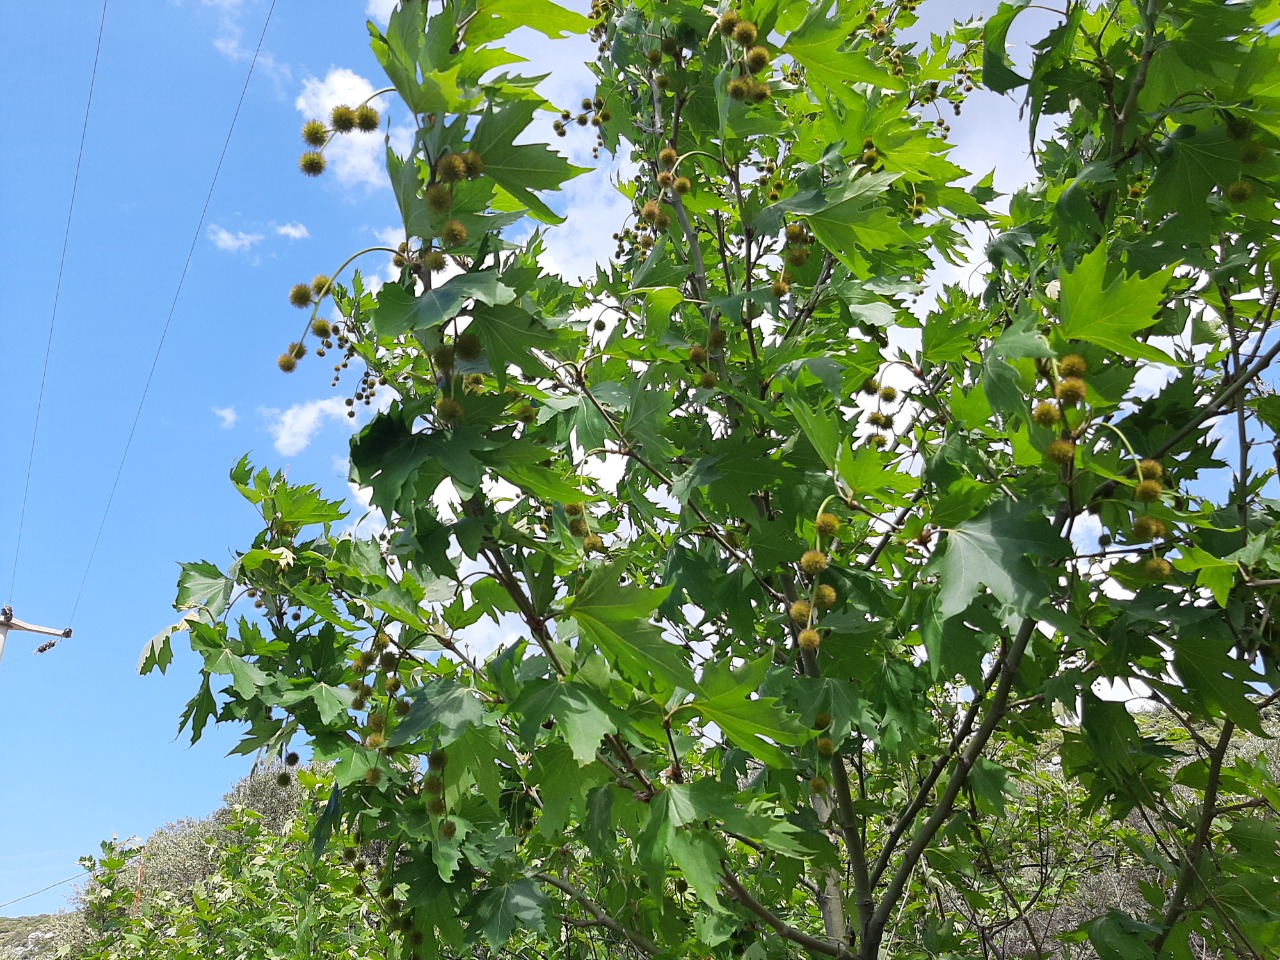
[0,871,88,911]
[6,0,110,608]
[67,0,279,626]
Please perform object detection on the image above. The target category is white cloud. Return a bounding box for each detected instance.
[212,406,238,428]
[295,69,387,189]
[365,0,397,24]
[261,397,356,455]
[274,221,309,240]
[201,0,290,87]
[208,224,264,252]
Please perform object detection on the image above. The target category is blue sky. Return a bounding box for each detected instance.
[0,0,1049,917]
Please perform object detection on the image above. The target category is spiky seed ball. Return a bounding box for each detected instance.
[311,318,332,339]
[1055,377,1087,405]
[699,371,719,389]
[423,250,448,273]
[355,105,381,132]
[276,771,291,787]
[436,397,465,422]
[1032,401,1062,427]
[785,222,807,244]
[433,345,455,370]
[1133,515,1167,541]
[640,200,661,222]
[1046,439,1076,465]
[654,212,671,230]
[797,628,821,652]
[460,149,484,178]
[816,736,835,757]
[310,275,331,297]
[425,184,454,213]
[809,775,830,793]
[364,767,383,786]
[867,411,891,430]
[439,819,458,839]
[583,533,605,553]
[727,77,749,101]
[747,81,771,104]
[456,332,482,360]
[1142,556,1172,579]
[424,773,444,795]
[440,220,468,247]
[330,105,357,132]
[299,151,327,176]
[1134,479,1163,503]
[746,45,770,73]
[658,147,678,169]
[285,751,300,767]
[277,352,298,373]
[427,796,446,816]
[868,434,887,448]
[437,153,467,184]
[302,119,328,147]
[814,711,833,729]
[816,513,841,537]
[365,732,386,749]
[569,516,590,537]
[673,176,692,194]
[564,501,585,516]
[516,404,537,424]
[800,549,828,576]
[772,277,790,298]
[1058,354,1088,378]
[290,283,313,308]
[786,246,810,268]
[879,386,898,403]
[789,599,812,624]
[813,583,837,609]
[731,20,758,46]
[708,328,728,348]
[657,170,675,188]
[1138,459,1163,481]
[428,749,448,771]
[689,344,708,365]
[1226,180,1254,204]
[718,11,740,35]
[394,699,411,716]
[1241,141,1267,164]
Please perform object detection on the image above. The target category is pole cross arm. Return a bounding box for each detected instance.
[0,606,73,667]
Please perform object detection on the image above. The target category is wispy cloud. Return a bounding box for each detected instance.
[261,397,355,456]
[212,406,238,428]
[200,0,290,88]
[365,0,397,24]
[274,221,309,240]
[207,224,264,252]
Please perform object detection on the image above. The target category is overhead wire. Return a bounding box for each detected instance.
[0,871,89,911]
[6,0,110,610]
[66,0,279,626]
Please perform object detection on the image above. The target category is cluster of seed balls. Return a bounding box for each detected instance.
[564,501,606,554]
[861,377,901,448]
[1032,353,1174,578]
[791,513,842,655]
[551,97,611,160]
[717,13,773,104]
[298,102,382,177]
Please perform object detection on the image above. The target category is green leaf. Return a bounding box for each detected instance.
[372,273,516,338]
[1058,245,1176,364]
[469,100,589,223]
[138,612,199,675]
[203,648,269,699]
[1171,545,1237,606]
[466,0,593,44]
[933,499,1070,620]
[691,658,808,768]
[786,3,907,97]
[668,828,726,911]
[390,678,486,746]
[278,682,355,726]
[466,880,548,948]
[983,1,1032,93]
[175,561,234,617]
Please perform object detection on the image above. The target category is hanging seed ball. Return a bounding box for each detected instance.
[1138,459,1164,481]
[460,149,485,178]
[311,318,332,338]
[800,549,828,576]
[1046,439,1076,465]
[673,176,692,194]
[423,250,448,273]
[583,533,605,553]
[718,11,741,35]
[516,404,537,424]
[364,767,383,786]
[1226,180,1254,203]
[797,628,821,653]
[785,222,806,244]
[569,516,590,537]
[1133,515,1167,541]
[746,45,770,73]
[708,328,728,349]
[641,200,661,222]
[285,751,300,767]
[867,411,892,429]
[727,77,749,101]
[810,775,830,793]
[440,220,468,247]
[658,147,678,169]
[816,513,841,537]
[428,749,448,771]
[1059,354,1088,378]
[813,583,837,609]
[289,283,313,308]
[879,386,898,403]
[1032,401,1062,427]
[424,774,444,795]
[299,152,327,176]
[330,105,357,131]
[456,332,483,360]
[1134,479,1163,503]
[731,21,758,46]
[1142,556,1172,579]
[657,170,675,188]
[439,820,458,839]
[699,371,719,389]
[789,599,812,624]
[747,81,771,104]
[302,119,328,147]
[689,344,708,365]
[365,732,386,749]
[277,353,298,373]
[427,797,446,816]
[816,736,836,757]
[564,501,585,516]
[438,153,468,183]
[425,184,454,213]
[772,277,790,297]
[310,275,331,296]
[355,105,381,131]
[276,771,292,787]
[786,247,810,267]
[1055,377,1087,404]
[436,397,465,422]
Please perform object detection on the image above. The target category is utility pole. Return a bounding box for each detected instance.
[0,606,71,667]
